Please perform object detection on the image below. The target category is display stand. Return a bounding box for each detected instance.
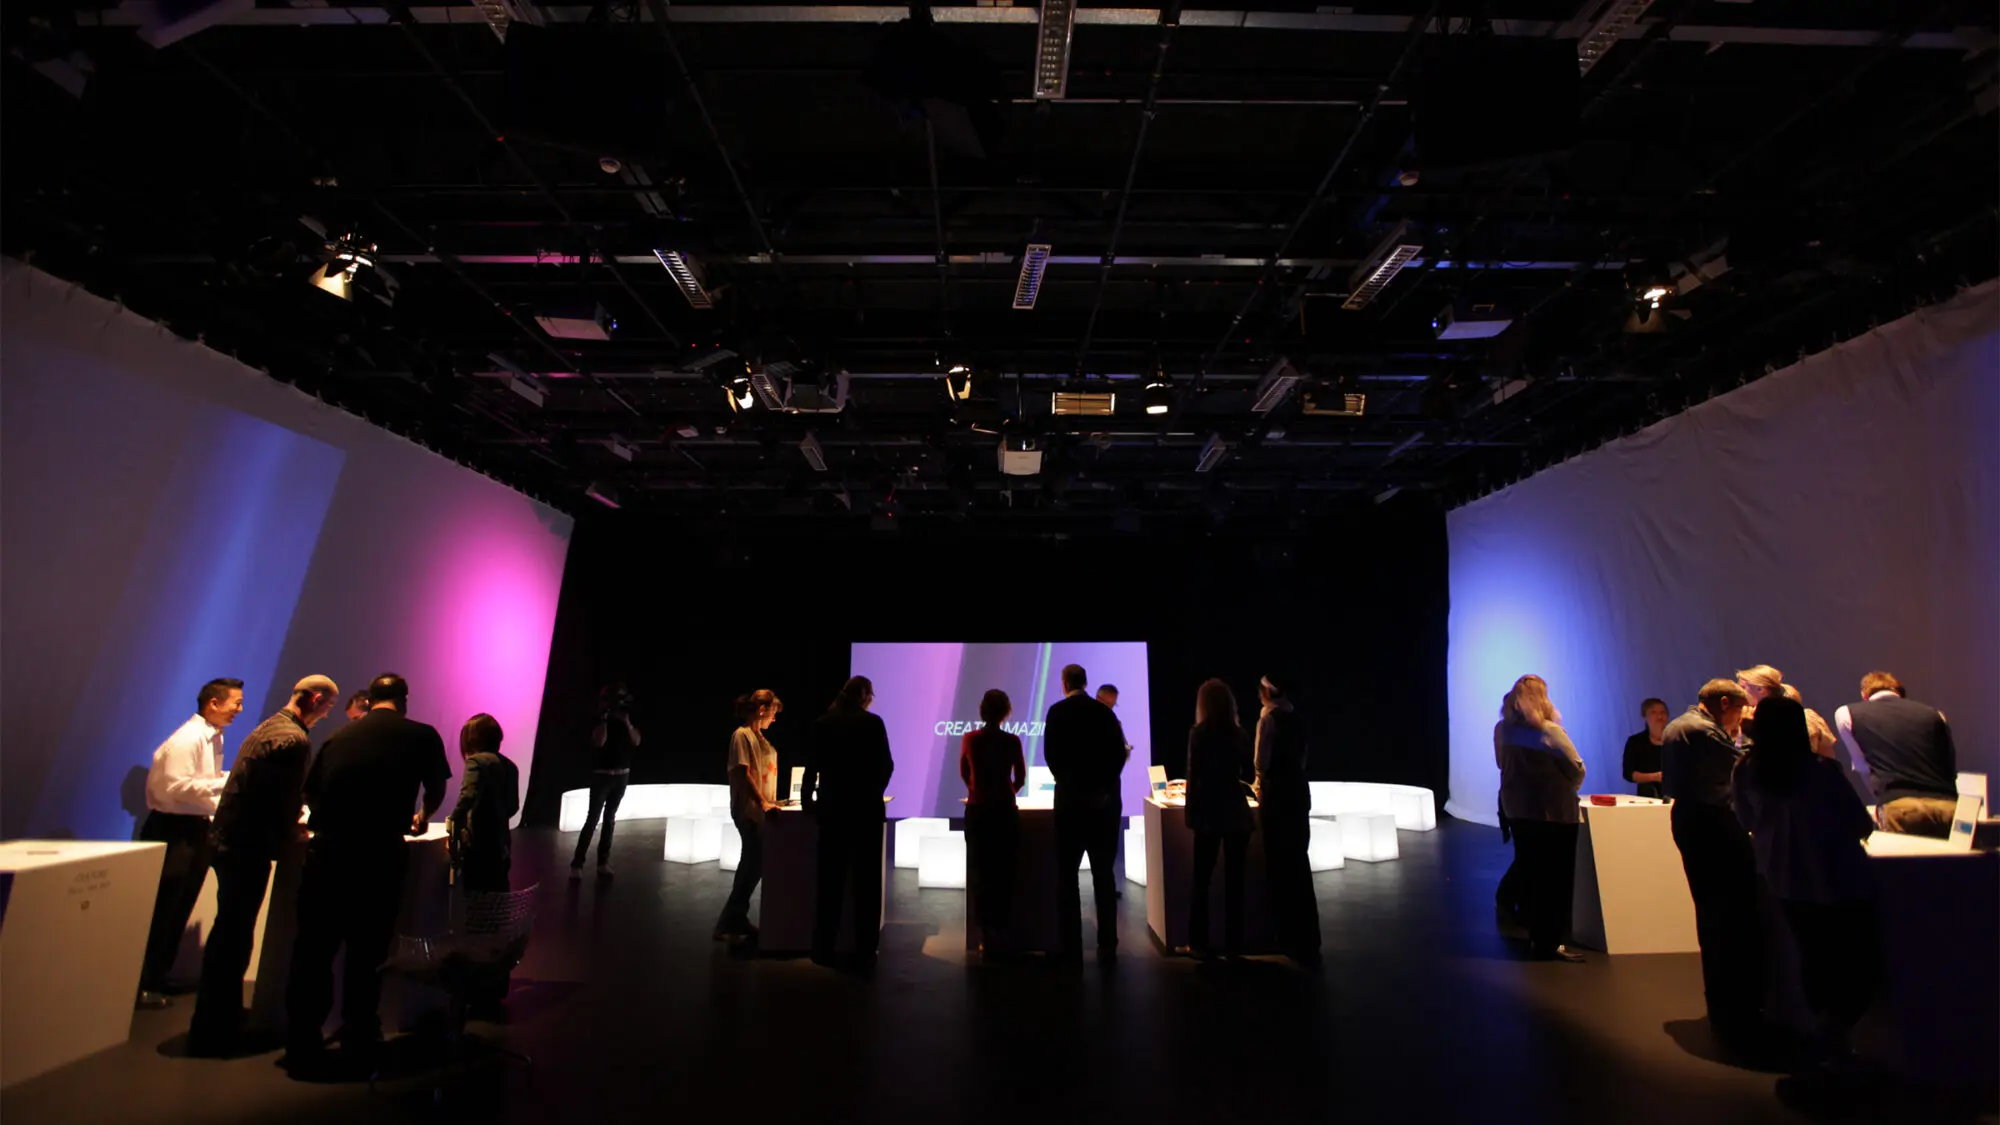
[964,807,1063,953]
[758,810,886,954]
[1141,798,1275,954]
[1866,832,1999,1090]
[0,840,165,1086]
[1569,796,1698,954]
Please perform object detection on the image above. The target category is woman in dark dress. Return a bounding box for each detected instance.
[960,689,1027,956]
[1185,678,1255,959]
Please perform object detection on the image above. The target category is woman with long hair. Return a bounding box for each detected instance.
[804,676,895,968]
[1184,678,1254,959]
[1494,674,1587,962]
[960,689,1027,957]
[715,689,782,943]
[1731,695,1881,1064]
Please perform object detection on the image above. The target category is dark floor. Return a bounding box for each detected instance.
[4,821,1989,1125]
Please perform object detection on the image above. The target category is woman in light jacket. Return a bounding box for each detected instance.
[1494,674,1586,962]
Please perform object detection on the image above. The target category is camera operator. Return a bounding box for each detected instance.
[571,681,642,880]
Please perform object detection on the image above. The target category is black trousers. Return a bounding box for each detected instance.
[571,772,628,868]
[717,816,765,935]
[1190,830,1249,954]
[812,815,884,957]
[188,853,272,1043]
[1055,805,1122,954]
[138,812,213,992]
[966,804,1021,939]
[1781,898,1884,1040]
[1259,804,1319,955]
[1671,803,1768,1036]
[457,850,511,894]
[1509,819,1579,954]
[285,839,407,1054]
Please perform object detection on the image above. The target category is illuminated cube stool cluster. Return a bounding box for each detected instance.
[1336,812,1400,862]
[1306,782,1437,831]
[1124,819,1147,886]
[917,831,967,890]
[663,816,728,864]
[719,823,744,872]
[894,818,952,870]
[1307,819,1346,871]
[559,783,730,832]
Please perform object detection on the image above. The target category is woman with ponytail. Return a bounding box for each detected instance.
[715,689,783,943]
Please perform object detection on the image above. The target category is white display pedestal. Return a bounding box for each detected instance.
[245,824,452,1037]
[1569,796,1698,955]
[169,864,277,985]
[965,808,1068,952]
[1141,798,1276,954]
[0,840,165,1086]
[758,811,886,954]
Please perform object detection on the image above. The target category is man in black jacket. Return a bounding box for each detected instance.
[187,674,339,1056]
[803,676,895,968]
[1043,663,1128,963]
[283,673,449,1075]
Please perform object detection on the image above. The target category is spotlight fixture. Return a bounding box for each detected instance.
[1052,390,1116,417]
[1253,358,1302,414]
[1577,0,1657,76]
[1032,0,1075,99]
[584,481,623,509]
[945,367,974,402]
[1638,284,1672,309]
[800,432,828,472]
[1143,369,1173,415]
[722,372,754,412]
[1195,433,1229,473]
[653,249,715,309]
[308,232,377,302]
[1342,223,1424,311]
[1013,243,1053,309]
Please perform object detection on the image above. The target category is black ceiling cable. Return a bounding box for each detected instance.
[925,117,952,325]
[1072,0,1180,376]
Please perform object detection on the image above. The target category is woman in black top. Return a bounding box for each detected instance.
[1185,678,1255,958]
[1622,697,1669,799]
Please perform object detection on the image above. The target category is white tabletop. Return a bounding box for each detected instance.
[0,840,165,873]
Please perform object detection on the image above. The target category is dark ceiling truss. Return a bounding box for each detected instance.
[4,0,1994,528]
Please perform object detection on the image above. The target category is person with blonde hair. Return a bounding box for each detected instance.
[1493,675,1586,962]
[715,689,783,943]
[1778,684,1839,760]
[1185,678,1254,959]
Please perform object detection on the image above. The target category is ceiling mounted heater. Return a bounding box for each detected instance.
[653,249,714,309]
[1013,243,1052,309]
[1032,0,1075,100]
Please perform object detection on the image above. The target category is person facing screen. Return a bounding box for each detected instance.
[344,690,372,723]
[1185,678,1254,960]
[1622,698,1669,799]
[804,676,894,970]
[1043,663,1127,963]
[715,689,782,946]
[1493,674,1586,964]
[961,688,1027,958]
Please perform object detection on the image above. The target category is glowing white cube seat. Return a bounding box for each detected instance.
[1124,821,1147,886]
[1307,818,1347,871]
[559,783,725,832]
[719,822,744,871]
[917,831,967,889]
[1306,782,1437,831]
[894,817,951,869]
[1337,811,1400,862]
[664,816,726,864]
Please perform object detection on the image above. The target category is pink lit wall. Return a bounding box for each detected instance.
[1,261,573,839]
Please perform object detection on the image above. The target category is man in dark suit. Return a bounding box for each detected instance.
[283,673,449,1076]
[803,675,896,969]
[1043,663,1129,964]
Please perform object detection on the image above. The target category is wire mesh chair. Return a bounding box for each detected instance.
[374,883,540,1102]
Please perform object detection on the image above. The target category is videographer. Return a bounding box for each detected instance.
[571,681,641,880]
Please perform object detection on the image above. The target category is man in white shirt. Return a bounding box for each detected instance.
[136,677,244,1009]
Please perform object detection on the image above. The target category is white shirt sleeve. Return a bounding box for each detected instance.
[145,719,227,816]
[1833,704,1870,778]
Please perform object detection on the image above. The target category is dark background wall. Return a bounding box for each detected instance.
[523,510,1450,826]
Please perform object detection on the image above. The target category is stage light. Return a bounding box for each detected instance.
[307,231,377,302]
[944,368,973,402]
[1195,433,1229,473]
[998,433,1044,476]
[1577,0,1657,76]
[1343,223,1424,310]
[722,373,753,412]
[1254,358,1302,414]
[800,432,828,472]
[1013,243,1053,309]
[1143,370,1173,415]
[1639,284,1672,309]
[1052,390,1116,416]
[1032,0,1075,100]
[653,249,715,309]
[584,481,623,509]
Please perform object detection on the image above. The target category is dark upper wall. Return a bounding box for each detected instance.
[524,509,1449,825]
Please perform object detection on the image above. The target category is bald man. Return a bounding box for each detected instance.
[187,675,339,1057]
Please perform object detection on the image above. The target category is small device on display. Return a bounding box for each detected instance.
[789,766,805,805]
[1149,765,1168,796]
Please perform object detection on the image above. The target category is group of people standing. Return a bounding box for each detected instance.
[1495,664,1960,1067]
[133,672,521,1075]
[699,664,1325,970]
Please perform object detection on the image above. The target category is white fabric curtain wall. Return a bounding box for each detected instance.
[1445,281,2000,825]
